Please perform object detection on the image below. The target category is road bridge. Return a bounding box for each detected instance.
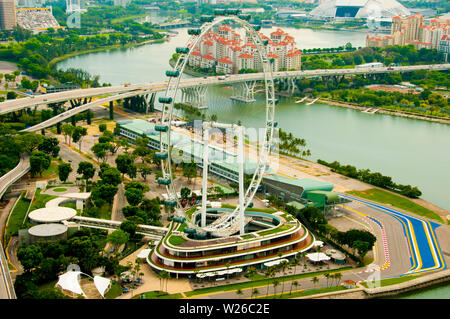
[0,64,448,117]
[0,156,28,299]
[0,155,30,199]
[71,216,167,241]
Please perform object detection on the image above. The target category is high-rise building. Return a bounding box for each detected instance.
[0,0,16,30]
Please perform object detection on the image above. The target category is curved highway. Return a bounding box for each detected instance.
[0,64,448,116]
[0,155,28,299]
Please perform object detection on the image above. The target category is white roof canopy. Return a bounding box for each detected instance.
[94,276,111,298]
[56,271,85,296]
[196,268,242,278]
[137,249,151,259]
[313,240,324,247]
[264,258,289,267]
[306,252,331,262]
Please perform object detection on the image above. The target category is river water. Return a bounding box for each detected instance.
[56,27,450,212]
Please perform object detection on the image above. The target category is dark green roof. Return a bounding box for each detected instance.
[264,175,334,192]
[286,201,306,210]
[308,191,339,202]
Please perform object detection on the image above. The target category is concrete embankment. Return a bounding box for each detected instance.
[302,269,450,299]
[316,98,450,125]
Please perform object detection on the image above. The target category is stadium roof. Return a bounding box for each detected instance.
[310,0,410,19]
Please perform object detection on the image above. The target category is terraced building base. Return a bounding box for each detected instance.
[147,208,315,277]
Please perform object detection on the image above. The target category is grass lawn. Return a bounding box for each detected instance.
[184,266,352,297]
[52,187,68,192]
[168,235,187,246]
[29,189,58,212]
[61,202,77,210]
[134,291,183,299]
[360,275,421,288]
[257,285,347,299]
[39,160,60,179]
[5,194,31,242]
[105,281,122,299]
[258,224,293,236]
[240,234,254,240]
[347,189,443,223]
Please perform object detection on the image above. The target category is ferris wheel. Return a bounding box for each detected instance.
[155,11,277,237]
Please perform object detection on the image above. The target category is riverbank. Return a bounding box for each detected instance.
[315,97,450,125]
[49,38,168,68]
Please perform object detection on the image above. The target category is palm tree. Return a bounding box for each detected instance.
[246,266,258,297]
[264,267,274,297]
[236,288,243,299]
[272,279,280,298]
[163,271,171,293]
[157,271,164,292]
[291,281,300,295]
[225,262,231,281]
[311,276,319,289]
[279,261,289,296]
[252,287,259,299]
[335,272,343,286]
[324,272,330,287]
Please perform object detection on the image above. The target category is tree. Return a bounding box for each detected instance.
[236,288,244,299]
[311,276,319,289]
[115,154,134,176]
[182,162,197,183]
[272,279,280,297]
[353,240,370,260]
[137,163,152,181]
[180,187,191,199]
[58,162,72,182]
[120,220,138,238]
[61,124,75,145]
[99,123,107,132]
[7,91,17,100]
[98,166,122,186]
[91,183,118,206]
[124,181,149,193]
[38,137,60,157]
[17,245,43,272]
[15,132,44,153]
[125,188,144,206]
[107,229,129,247]
[77,161,95,185]
[91,142,110,162]
[29,151,51,176]
[291,281,300,295]
[72,126,87,151]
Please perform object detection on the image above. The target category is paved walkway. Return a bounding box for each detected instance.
[116,245,192,299]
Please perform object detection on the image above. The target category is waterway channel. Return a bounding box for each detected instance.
[56,27,450,212]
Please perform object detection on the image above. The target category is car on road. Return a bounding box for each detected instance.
[218,76,226,80]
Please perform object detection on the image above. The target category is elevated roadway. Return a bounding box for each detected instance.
[0,64,448,116]
[0,156,28,299]
[0,155,30,199]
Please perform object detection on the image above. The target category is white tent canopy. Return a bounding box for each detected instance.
[306,252,331,262]
[137,249,151,259]
[196,268,243,278]
[56,271,85,297]
[313,240,324,247]
[94,276,111,298]
[264,258,289,267]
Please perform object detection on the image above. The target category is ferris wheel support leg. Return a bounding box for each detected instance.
[238,125,245,235]
[201,123,210,228]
